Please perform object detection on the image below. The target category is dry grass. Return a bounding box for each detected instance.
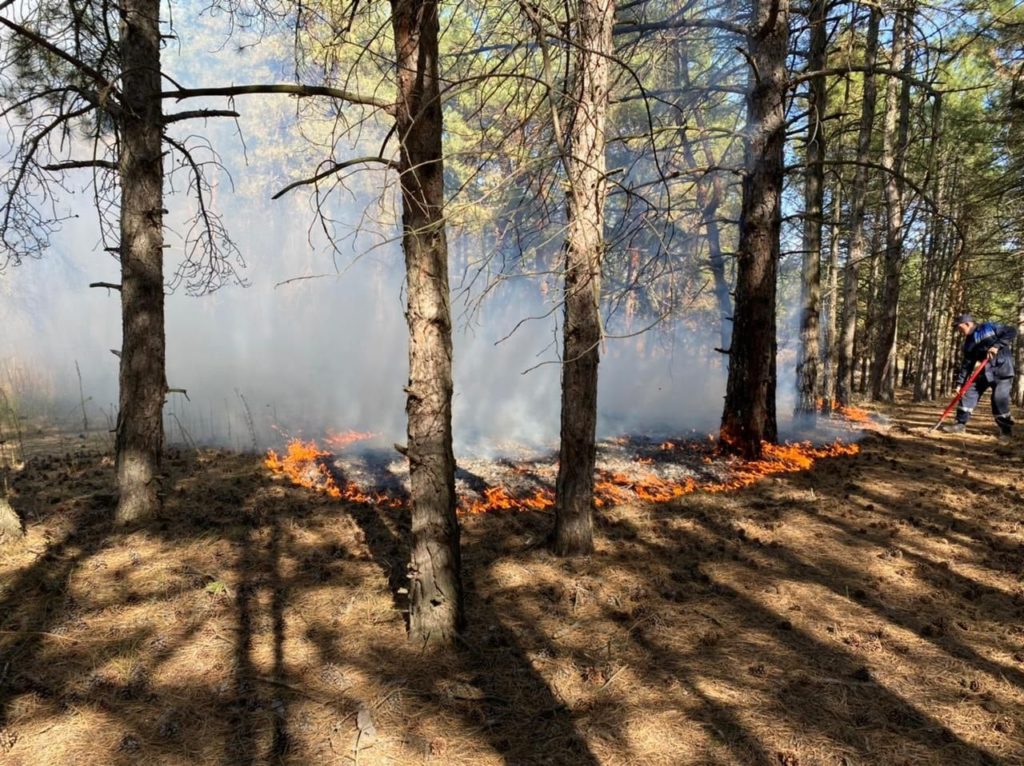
[1,397,1023,765]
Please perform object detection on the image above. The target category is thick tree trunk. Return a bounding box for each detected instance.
[392,0,464,642]
[553,0,614,556]
[795,0,827,417]
[870,8,912,402]
[0,498,21,543]
[0,465,21,543]
[115,0,166,524]
[720,0,789,459]
[836,5,880,407]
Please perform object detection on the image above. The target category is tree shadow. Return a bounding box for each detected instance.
[589,505,1006,765]
[334,497,603,765]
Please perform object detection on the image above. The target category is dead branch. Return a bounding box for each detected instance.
[163,109,241,124]
[162,84,394,114]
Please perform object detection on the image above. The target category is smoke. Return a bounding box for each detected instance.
[0,201,732,455]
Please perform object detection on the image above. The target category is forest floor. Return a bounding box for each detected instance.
[1,395,1023,766]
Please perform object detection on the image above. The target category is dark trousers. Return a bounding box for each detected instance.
[957,376,1014,430]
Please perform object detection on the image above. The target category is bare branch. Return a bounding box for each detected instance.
[272,156,399,200]
[162,84,394,114]
[42,160,117,171]
[163,109,241,124]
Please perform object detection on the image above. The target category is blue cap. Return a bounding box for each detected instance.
[954,314,974,326]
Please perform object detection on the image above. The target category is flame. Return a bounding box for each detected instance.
[461,486,555,514]
[265,436,859,514]
[324,429,377,450]
[264,439,403,507]
[836,405,871,423]
[265,440,342,498]
[817,398,873,424]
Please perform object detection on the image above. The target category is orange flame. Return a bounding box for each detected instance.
[264,439,403,507]
[324,429,377,450]
[817,398,873,424]
[266,436,859,514]
[460,486,555,514]
[836,405,871,423]
[265,440,342,498]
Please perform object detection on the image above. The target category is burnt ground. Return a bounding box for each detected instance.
[1,395,1023,765]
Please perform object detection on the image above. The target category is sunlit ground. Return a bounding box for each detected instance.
[1,394,1022,765]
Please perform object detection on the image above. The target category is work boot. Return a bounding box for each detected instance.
[942,422,967,434]
[998,425,1013,442]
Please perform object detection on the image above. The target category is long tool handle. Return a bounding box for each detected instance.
[932,357,990,430]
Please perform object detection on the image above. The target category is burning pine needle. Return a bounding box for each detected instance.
[265,436,860,514]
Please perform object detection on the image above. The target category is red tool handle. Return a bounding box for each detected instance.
[932,357,990,430]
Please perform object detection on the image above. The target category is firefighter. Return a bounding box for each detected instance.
[942,314,1017,440]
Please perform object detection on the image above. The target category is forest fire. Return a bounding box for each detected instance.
[817,399,874,424]
[264,440,404,507]
[265,434,860,513]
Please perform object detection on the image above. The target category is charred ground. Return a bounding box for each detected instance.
[0,396,1022,765]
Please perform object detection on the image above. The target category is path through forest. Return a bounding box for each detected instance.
[0,396,1022,765]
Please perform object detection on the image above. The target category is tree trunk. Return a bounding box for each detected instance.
[720,0,790,458]
[913,128,945,402]
[392,0,464,642]
[870,7,912,402]
[677,51,733,354]
[860,222,883,396]
[795,0,827,417]
[820,181,843,412]
[115,0,167,524]
[0,463,21,543]
[836,4,880,407]
[554,0,614,556]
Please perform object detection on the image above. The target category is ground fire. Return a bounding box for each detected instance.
[265,430,861,514]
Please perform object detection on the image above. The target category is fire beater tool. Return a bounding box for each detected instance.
[930,357,989,432]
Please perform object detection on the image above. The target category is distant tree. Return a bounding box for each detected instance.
[794,0,828,417]
[869,3,914,402]
[836,4,880,408]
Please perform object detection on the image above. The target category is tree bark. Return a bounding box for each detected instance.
[554,0,614,556]
[720,0,790,459]
[913,118,945,402]
[836,4,880,407]
[795,0,827,417]
[870,7,913,402]
[115,0,166,524]
[0,461,21,543]
[392,0,464,642]
[820,180,843,412]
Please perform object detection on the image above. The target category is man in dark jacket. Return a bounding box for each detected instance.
[943,314,1017,439]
